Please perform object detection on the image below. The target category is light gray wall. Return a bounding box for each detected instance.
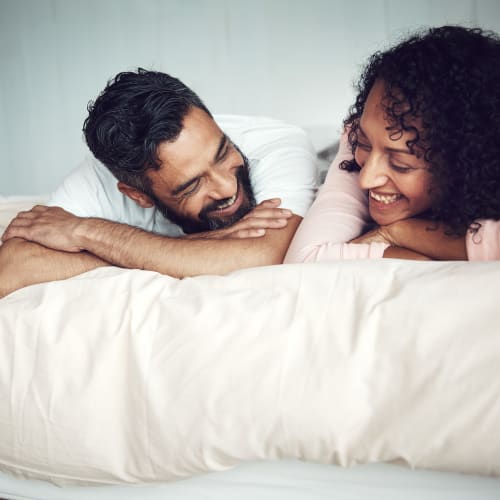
[1,0,499,195]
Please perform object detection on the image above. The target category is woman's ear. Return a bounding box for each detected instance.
[117,182,154,208]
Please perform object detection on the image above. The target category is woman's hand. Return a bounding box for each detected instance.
[350,225,396,245]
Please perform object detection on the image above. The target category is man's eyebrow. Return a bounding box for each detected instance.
[213,134,229,163]
[171,135,230,196]
[171,176,199,196]
[358,124,414,155]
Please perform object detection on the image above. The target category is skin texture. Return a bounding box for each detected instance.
[116,108,260,233]
[351,219,466,260]
[351,80,466,259]
[0,238,109,299]
[2,201,299,275]
[284,83,467,264]
[341,26,500,238]
[287,26,500,264]
[354,80,433,226]
[0,109,305,298]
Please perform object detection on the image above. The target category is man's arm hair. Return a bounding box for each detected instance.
[1,206,301,297]
[68,215,302,278]
[0,238,109,298]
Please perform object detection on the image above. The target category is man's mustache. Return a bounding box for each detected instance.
[199,165,244,216]
[203,192,237,214]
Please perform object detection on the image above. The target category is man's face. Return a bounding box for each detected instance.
[144,107,256,233]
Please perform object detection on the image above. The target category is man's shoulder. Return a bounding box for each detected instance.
[214,114,301,136]
[70,155,115,181]
[214,113,285,127]
[50,156,184,237]
[214,114,311,161]
[50,155,118,211]
[52,155,114,188]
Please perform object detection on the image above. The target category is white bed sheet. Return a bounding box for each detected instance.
[1,461,499,500]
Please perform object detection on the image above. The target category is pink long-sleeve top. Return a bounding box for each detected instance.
[284,132,500,263]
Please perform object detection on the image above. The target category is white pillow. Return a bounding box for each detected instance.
[0,260,499,485]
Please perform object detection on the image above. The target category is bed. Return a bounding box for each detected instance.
[1,196,499,499]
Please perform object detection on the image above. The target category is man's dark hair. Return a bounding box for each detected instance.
[341,25,500,235]
[83,68,212,193]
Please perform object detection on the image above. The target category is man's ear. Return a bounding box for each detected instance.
[117,182,154,208]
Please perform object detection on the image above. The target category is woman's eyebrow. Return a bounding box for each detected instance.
[357,125,368,140]
[359,124,413,155]
[386,146,414,155]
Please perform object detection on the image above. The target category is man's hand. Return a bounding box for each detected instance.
[2,198,293,250]
[184,198,293,240]
[1,205,85,252]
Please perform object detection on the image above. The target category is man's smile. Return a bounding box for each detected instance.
[215,193,237,210]
[206,186,244,217]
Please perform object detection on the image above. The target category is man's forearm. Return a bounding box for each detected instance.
[0,238,109,298]
[74,216,302,278]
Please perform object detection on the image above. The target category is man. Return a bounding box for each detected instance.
[0,69,317,297]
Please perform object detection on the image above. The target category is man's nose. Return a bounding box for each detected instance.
[208,170,236,199]
[358,153,389,190]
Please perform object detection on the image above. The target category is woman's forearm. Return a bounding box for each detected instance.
[384,219,467,260]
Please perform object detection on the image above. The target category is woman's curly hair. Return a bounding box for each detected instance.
[341,25,500,235]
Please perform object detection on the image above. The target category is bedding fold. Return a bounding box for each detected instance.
[0,260,499,485]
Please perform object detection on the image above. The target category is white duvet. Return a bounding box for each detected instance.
[0,256,499,486]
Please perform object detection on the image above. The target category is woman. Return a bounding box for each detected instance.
[285,25,500,263]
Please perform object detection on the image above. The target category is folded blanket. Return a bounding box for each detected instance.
[0,260,499,485]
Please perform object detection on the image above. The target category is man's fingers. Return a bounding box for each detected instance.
[234,217,288,230]
[2,225,27,242]
[231,228,266,239]
[2,215,34,241]
[31,205,50,213]
[15,205,49,218]
[0,205,82,251]
[240,198,292,221]
[263,218,288,227]
[10,210,37,222]
[7,206,50,225]
[2,209,49,241]
[243,208,292,220]
[258,198,281,207]
[4,213,43,231]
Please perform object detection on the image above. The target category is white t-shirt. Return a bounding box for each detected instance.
[49,115,318,236]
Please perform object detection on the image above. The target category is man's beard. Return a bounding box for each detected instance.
[148,154,256,234]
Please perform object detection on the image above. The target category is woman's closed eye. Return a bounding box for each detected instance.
[356,140,371,152]
[390,163,417,174]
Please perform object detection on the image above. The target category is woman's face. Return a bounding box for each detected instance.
[354,80,434,226]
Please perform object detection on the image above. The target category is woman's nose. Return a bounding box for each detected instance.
[358,153,389,190]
